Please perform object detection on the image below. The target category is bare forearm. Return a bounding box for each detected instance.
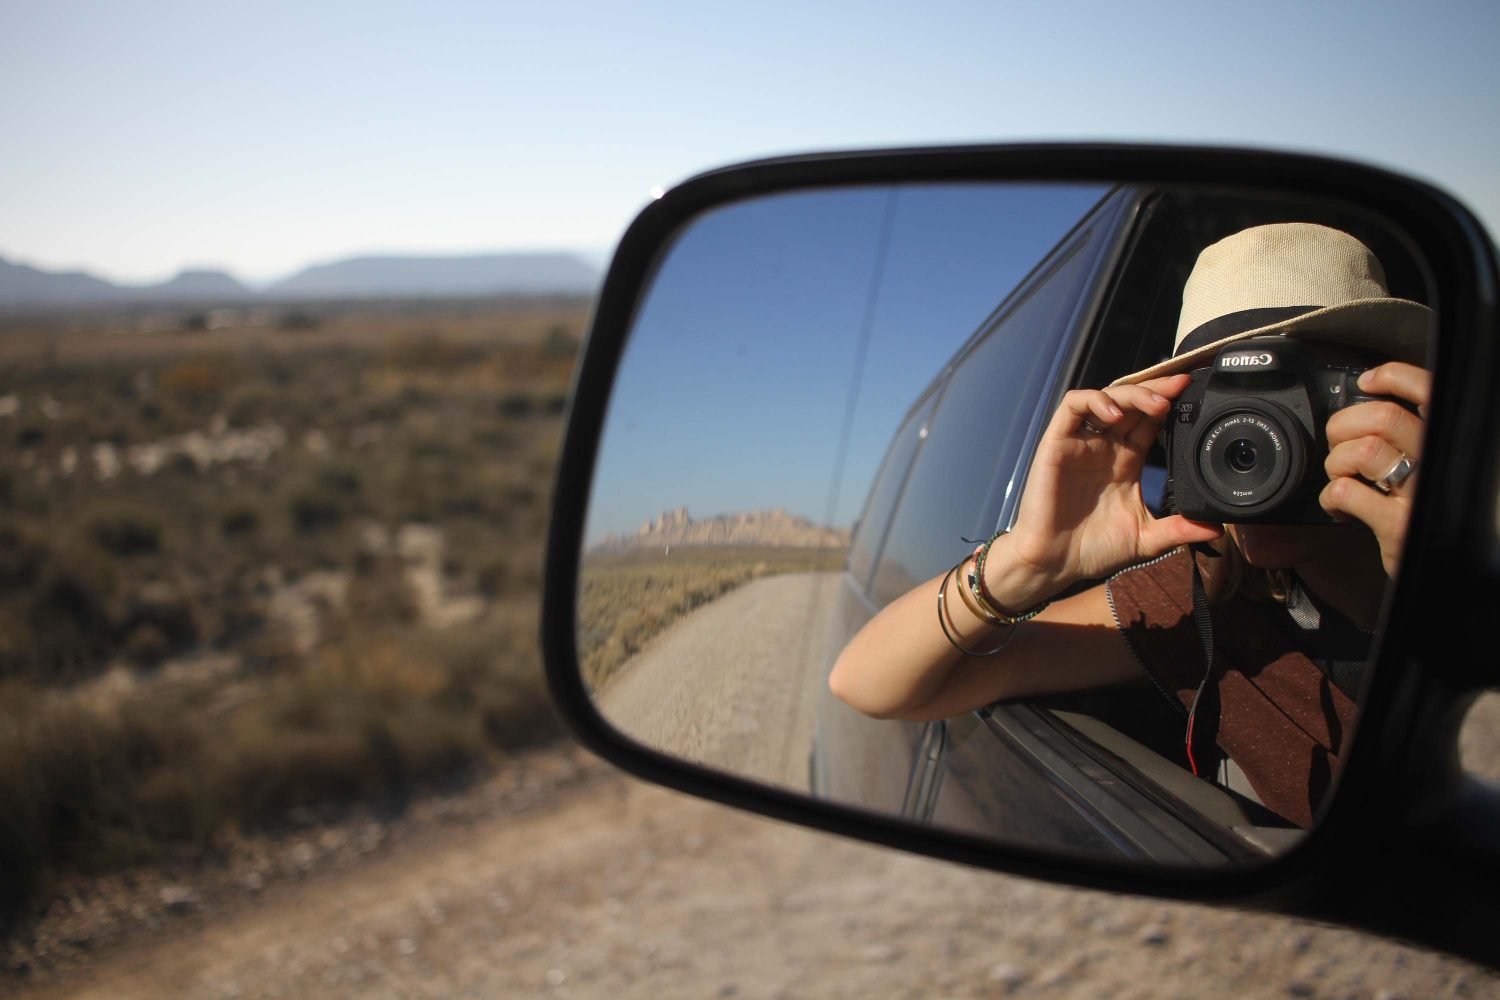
[828,549,1140,721]
[827,568,971,718]
[828,542,1062,719]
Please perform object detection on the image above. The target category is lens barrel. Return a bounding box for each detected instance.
[1194,406,1305,512]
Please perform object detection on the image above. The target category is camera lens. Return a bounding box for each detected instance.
[1194,409,1303,510]
[1227,439,1258,473]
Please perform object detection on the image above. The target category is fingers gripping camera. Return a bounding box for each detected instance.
[1165,336,1416,524]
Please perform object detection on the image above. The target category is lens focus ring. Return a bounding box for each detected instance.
[1194,409,1303,510]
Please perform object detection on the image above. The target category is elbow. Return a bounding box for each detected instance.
[828,649,911,721]
[826,656,868,713]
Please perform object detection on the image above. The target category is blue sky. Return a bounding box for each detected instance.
[2,2,1496,285]
[585,184,1107,542]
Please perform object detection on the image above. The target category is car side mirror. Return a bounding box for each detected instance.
[542,144,1500,967]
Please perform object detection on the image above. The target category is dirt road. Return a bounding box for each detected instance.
[14,746,1495,1000]
[597,572,842,790]
[14,606,1499,1000]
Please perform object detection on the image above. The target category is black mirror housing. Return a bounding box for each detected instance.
[542,144,1500,966]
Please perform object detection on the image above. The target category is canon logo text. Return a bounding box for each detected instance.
[1219,352,1275,369]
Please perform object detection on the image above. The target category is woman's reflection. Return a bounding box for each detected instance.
[830,223,1431,828]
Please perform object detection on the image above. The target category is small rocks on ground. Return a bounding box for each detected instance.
[987,962,1029,990]
[1139,925,1171,946]
[158,886,201,913]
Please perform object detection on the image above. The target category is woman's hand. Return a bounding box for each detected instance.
[1320,361,1432,578]
[987,373,1224,609]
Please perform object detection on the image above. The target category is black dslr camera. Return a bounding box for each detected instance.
[1165,335,1410,524]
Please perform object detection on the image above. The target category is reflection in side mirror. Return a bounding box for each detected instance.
[575,181,1434,868]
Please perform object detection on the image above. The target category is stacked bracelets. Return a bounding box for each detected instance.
[936,528,1051,657]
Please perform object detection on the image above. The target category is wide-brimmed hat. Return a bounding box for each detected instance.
[1110,222,1430,386]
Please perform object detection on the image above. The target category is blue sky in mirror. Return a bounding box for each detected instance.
[586,183,1107,544]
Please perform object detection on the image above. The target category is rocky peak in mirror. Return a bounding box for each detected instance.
[594,507,851,550]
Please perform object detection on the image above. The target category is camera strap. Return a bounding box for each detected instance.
[1185,543,1220,778]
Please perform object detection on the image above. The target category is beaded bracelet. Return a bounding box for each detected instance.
[937,560,1017,657]
[971,528,1051,625]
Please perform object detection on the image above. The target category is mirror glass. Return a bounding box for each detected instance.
[578,181,1433,867]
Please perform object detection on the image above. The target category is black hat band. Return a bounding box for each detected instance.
[1175,305,1322,357]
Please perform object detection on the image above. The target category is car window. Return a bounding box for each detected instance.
[846,390,939,593]
[870,229,1101,605]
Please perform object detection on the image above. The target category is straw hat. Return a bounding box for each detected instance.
[1110,223,1430,386]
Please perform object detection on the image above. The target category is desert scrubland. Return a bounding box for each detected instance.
[0,302,584,930]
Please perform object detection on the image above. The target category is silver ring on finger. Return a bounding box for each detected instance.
[1375,453,1416,494]
[1080,418,1107,435]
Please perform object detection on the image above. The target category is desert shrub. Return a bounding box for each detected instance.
[130,756,228,854]
[219,717,388,819]
[287,464,359,533]
[497,391,533,418]
[159,356,233,403]
[398,381,436,408]
[346,560,418,624]
[402,613,558,750]
[121,623,171,667]
[542,323,578,359]
[471,425,513,450]
[313,461,362,497]
[224,382,279,428]
[0,520,45,590]
[0,682,206,920]
[117,581,198,659]
[1,540,118,682]
[474,560,509,598]
[384,332,479,371]
[220,505,260,537]
[277,310,320,331]
[288,493,342,532]
[87,508,162,557]
[24,576,113,678]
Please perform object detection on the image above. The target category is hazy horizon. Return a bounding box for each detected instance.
[0,244,613,291]
[3,3,1494,289]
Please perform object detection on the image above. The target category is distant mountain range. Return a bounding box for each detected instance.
[595,508,851,551]
[0,251,599,308]
[266,253,598,298]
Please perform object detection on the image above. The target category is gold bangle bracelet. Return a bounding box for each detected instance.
[937,561,1016,657]
[953,557,1004,625]
[966,554,1050,626]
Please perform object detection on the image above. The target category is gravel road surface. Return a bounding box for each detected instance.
[15,756,1494,1000]
[597,572,843,790]
[12,585,1498,999]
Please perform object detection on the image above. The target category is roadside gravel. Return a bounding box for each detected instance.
[598,572,841,789]
[8,744,1496,1000]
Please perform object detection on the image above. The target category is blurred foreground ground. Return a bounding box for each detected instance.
[10,709,1500,1000]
